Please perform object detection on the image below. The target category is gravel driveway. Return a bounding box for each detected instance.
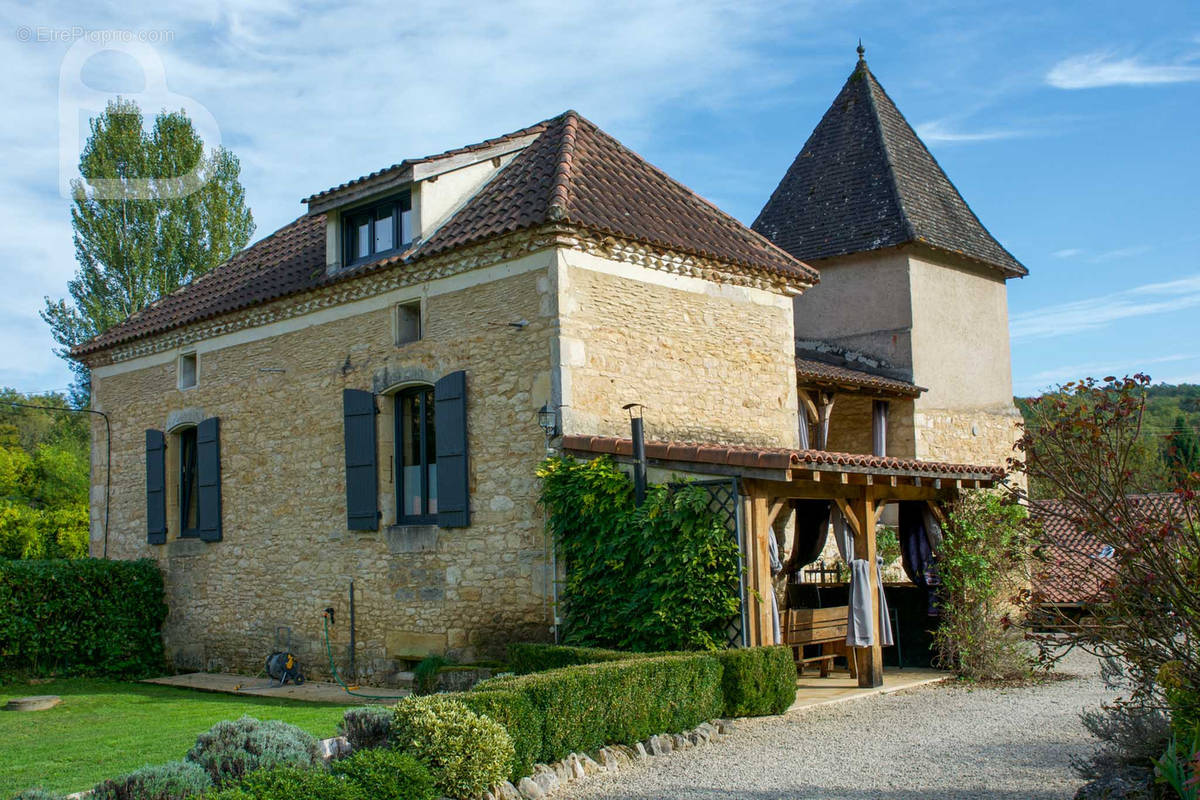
[562,650,1112,800]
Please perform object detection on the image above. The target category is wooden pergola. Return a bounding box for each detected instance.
[562,434,1005,688]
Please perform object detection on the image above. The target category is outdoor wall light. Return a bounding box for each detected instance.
[537,402,560,441]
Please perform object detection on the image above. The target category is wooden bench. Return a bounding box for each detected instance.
[784,606,850,678]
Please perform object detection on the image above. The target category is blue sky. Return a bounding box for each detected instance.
[0,0,1197,397]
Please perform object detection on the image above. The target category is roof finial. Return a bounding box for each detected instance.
[856,39,865,62]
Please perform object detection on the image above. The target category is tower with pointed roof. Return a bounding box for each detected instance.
[753,46,1026,466]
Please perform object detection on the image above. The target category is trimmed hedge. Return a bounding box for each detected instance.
[499,642,797,718]
[0,558,167,676]
[507,642,635,675]
[715,646,796,716]
[475,654,724,763]
[457,688,544,782]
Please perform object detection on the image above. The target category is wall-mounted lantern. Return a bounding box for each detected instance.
[537,403,560,451]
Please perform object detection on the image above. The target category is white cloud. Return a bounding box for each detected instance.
[0,0,810,391]
[1046,52,1200,89]
[915,118,1026,144]
[1052,248,1083,258]
[1011,274,1200,341]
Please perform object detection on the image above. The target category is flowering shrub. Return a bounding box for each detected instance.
[1013,375,1200,750]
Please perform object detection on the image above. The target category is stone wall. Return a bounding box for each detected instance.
[821,395,917,459]
[913,406,1023,471]
[557,250,800,449]
[90,253,560,684]
[87,240,805,684]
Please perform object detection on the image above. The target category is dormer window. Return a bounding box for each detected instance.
[343,192,413,266]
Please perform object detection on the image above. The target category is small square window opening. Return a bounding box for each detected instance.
[396,301,422,346]
[179,353,198,389]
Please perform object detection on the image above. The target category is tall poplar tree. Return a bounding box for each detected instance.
[42,98,254,405]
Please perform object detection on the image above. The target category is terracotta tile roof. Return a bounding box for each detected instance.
[302,118,552,205]
[75,111,816,359]
[416,111,818,281]
[1030,494,1187,605]
[752,57,1028,279]
[561,434,1006,481]
[795,355,923,397]
[76,213,328,356]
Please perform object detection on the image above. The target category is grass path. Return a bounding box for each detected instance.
[0,678,354,796]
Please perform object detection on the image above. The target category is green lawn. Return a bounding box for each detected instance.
[0,679,354,797]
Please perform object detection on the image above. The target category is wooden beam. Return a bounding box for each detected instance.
[799,391,820,425]
[925,500,948,529]
[851,494,884,688]
[766,498,788,529]
[834,497,862,539]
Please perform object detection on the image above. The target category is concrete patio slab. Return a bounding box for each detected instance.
[787,667,948,713]
[143,672,410,704]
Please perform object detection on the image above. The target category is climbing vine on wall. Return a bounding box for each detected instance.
[537,456,741,652]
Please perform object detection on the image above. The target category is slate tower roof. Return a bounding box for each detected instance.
[752,50,1028,278]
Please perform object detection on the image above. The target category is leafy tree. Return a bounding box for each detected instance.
[42,98,254,404]
[0,388,91,558]
[1163,414,1200,479]
[1012,375,1200,740]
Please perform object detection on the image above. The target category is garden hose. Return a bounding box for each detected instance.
[322,615,408,700]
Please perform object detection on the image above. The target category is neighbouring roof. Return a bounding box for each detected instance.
[795,354,923,398]
[75,111,816,359]
[752,54,1028,279]
[562,434,1005,482]
[1030,494,1187,605]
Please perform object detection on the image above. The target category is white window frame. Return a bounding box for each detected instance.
[178,352,199,390]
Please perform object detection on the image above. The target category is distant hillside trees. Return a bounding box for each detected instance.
[0,389,90,558]
[1017,381,1200,498]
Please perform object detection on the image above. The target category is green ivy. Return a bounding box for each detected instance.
[538,456,741,651]
[0,557,167,677]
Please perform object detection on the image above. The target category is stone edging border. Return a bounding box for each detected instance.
[483,719,737,800]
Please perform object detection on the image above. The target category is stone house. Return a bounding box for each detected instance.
[75,51,1026,684]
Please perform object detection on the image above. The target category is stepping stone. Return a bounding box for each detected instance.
[4,695,61,712]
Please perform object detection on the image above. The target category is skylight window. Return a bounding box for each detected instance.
[343,192,413,266]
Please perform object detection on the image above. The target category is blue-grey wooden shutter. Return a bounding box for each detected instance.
[146,429,167,544]
[343,389,379,531]
[435,370,470,528]
[197,417,222,542]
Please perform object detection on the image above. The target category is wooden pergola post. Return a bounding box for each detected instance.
[851,492,884,688]
[744,487,774,646]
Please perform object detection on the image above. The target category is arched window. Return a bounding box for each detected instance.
[396,386,437,523]
[178,426,200,537]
